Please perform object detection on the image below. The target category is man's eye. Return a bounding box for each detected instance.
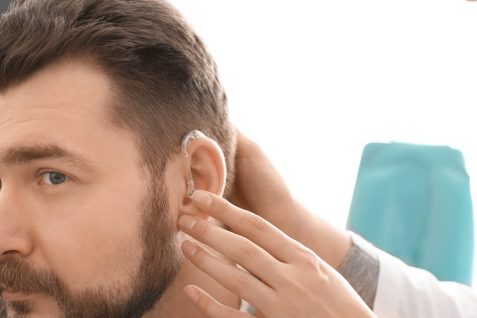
[41,172,69,185]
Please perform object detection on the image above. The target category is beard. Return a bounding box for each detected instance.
[0,176,183,318]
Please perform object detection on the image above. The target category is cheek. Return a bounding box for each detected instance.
[164,162,187,233]
[33,185,145,291]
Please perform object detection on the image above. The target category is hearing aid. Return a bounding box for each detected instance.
[182,130,206,197]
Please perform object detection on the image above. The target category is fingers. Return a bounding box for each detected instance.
[181,240,273,307]
[179,213,282,287]
[187,190,301,263]
[184,285,253,318]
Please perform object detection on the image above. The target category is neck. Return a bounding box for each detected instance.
[142,258,240,318]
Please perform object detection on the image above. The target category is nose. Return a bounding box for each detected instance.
[0,183,33,257]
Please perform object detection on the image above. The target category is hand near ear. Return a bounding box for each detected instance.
[228,130,296,227]
[229,130,351,269]
[178,191,376,318]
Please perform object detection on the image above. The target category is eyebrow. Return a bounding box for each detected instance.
[0,144,96,171]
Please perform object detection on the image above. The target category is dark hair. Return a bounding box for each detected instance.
[0,0,236,194]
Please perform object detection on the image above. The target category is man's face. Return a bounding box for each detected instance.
[0,59,182,317]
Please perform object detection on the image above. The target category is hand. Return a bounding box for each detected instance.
[177,190,376,318]
[229,130,351,269]
[228,130,298,235]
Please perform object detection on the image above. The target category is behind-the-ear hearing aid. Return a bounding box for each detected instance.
[182,130,206,197]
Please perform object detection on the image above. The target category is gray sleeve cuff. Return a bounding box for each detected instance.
[337,232,380,309]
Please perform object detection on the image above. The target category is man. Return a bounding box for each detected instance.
[0,1,376,317]
[0,0,235,316]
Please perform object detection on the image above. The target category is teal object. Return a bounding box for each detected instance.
[347,142,474,285]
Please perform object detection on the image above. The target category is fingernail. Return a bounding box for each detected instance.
[178,215,197,230]
[182,241,198,257]
[184,285,199,302]
[192,191,212,208]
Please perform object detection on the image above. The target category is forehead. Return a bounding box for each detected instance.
[0,58,140,168]
[0,58,112,126]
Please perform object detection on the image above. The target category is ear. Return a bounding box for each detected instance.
[188,136,226,196]
[179,135,226,215]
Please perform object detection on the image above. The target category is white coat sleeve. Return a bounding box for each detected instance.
[374,249,477,318]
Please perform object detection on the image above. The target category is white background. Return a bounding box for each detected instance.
[170,0,477,283]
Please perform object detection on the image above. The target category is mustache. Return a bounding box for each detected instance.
[0,257,64,296]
